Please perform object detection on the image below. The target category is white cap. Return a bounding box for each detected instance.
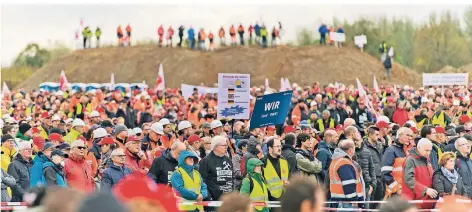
[65,118,74,124]
[310,101,317,107]
[159,118,171,126]
[25,117,32,122]
[6,117,16,124]
[377,115,391,124]
[132,127,143,135]
[18,141,33,151]
[51,115,61,121]
[453,99,460,106]
[211,120,223,129]
[151,122,164,135]
[127,129,135,136]
[90,110,100,118]
[178,121,192,131]
[93,128,108,139]
[72,118,85,127]
[145,95,151,100]
[405,120,416,128]
[421,97,429,103]
[111,148,125,157]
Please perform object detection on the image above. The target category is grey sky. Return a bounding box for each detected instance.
[1,4,468,67]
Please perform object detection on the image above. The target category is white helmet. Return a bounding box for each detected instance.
[211,120,223,129]
[178,121,192,131]
[151,122,164,135]
[93,128,108,139]
[65,118,74,125]
[72,118,86,127]
[90,110,100,118]
[159,118,171,126]
[376,116,390,124]
[51,115,61,121]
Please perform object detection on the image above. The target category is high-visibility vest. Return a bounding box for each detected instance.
[329,157,363,199]
[248,176,269,211]
[317,118,335,132]
[175,167,204,211]
[263,158,289,198]
[432,111,445,127]
[416,118,428,130]
[433,144,443,161]
[467,111,472,119]
[238,26,244,33]
[388,157,406,192]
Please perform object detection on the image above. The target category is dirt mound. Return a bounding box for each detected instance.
[437,65,459,73]
[436,63,472,82]
[458,63,472,73]
[17,45,421,90]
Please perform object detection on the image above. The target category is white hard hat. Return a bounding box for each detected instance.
[72,118,85,127]
[132,127,143,135]
[90,110,100,118]
[211,120,223,129]
[51,115,61,121]
[159,118,171,126]
[93,128,108,139]
[377,116,391,124]
[178,121,192,131]
[150,122,164,135]
[405,120,416,128]
[421,97,429,103]
[65,118,74,124]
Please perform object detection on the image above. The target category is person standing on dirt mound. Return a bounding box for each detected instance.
[82,26,91,49]
[260,25,268,48]
[188,26,196,50]
[117,25,124,46]
[125,24,132,46]
[198,28,207,51]
[229,25,237,46]
[248,24,254,45]
[95,27,101,48]
[271,26,279,47]
[157,25,164,47]
[254,22,261,45]
[208,31,215,51]
[383,45,393,79]
[167,26,174,47]
[238,24,245,46]
[318,23,328,45]
[219,26,226,46]
[178,25,185,47]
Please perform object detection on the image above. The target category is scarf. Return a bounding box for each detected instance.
[440,166,458,184]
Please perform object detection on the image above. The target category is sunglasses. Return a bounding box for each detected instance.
[136,133,142,136]
[114,155,126,157]
[75,146,87,150]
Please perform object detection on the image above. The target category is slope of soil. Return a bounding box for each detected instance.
[17,45,421,90]
[437,63,472,82]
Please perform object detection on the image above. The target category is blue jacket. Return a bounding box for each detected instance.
[381,141,406,185]
[254,24,261,36]
[30,152,50,188]
[316,141,334,182]
[42,162,67,187]
[170,150,208,200]
[188,28,195,40]
[337,28,344,33]
[318,25,328,34]
[101,164,133,190]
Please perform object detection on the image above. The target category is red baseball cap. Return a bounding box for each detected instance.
[97,137,114,146]
[329,100,336,105]
[459,115,470,124]
[410,127,418,134]
[126,135,141,143]
[284,125,296,134]
[40,111,50,119]
[376,121,388,129]
[48,133,64,143]
[187,134,201,145]
[266,126,276,131]
[32,127,41,134]
[435,126,446,134]
[335,124,344,131]
[33,137,45,150]
[387,97,395,103]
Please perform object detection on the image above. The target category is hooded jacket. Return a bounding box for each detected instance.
[30,152,51,188]
[232,149,245,189]
[42,161,67,187]
[401,149,435,209]
[316,140,335,182]
[240,158,269,212]
[148,148,178,185]
[101,163,132,190]
[7,154,33,201]
[243,137,260,173]
[170,150,208,200]
[1,145,17,172]
[281,144,298,175]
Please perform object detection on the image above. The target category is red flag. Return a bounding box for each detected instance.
[155,64,165,91]
[59,70,69,91]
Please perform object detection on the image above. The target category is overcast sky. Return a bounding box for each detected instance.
[1,4,468,67]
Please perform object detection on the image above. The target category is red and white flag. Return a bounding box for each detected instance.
[373,76,380,93]
[110,73,115,90]
[156,64,165,91]
[59,70,69,91]
[2,82,11,99]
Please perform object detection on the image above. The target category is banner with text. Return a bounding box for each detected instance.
[250,90,293,129]
[217,73,251,119]
[422,73,469,86]
[181,84,218,99]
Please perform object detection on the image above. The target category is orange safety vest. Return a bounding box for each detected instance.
[238,26,244,33]
[199,31,206,41]
[387,157,406,194]
[219,28,225,37]
[329,157,363,199]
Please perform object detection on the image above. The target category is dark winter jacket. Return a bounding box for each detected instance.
[364,139,384,178]
[232,150,245,189]
[7,154,33,201]
[198,151,233,200]
[456,152,472,198]
[101,164,132,190]
[147,149,178,185]
[381,141,406,186]
[1,169,16,202]
[335,108,349,125]
[116,107,137,129]
[383,106,395,122]
[42,161,67,187]
[355,142,376,190]
[315,141,334,182]
[352,107,372,132]
[281,144,298,174]
[318,24,328,34]
[243,137,260,172]
[432,169,467,197]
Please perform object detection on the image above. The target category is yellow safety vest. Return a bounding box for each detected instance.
[467,111,472,119]
[248,176,269,211]
[432,111,445,127]
[317,118,335,132]
[433,144,443,161]
[416,118,427,130]
[38,125,48,139]
[175,167,204,211]
[263,158,289,198]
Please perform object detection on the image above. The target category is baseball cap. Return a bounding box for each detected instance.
[93,128,109,139]
[98,137,115,146]
[376,121,388,129]
[113,125,128,136]
[1,134,14,144]
[111,148,126,157]
[187,134,201,145]
[132,128,142,135]
[32,128,41,134]
[126,135,141,143]
[41,142,56,151]
[51,149,68,158]
[90,110,100,118]
[159,118,171,126]
[57,142,71,150]
[459,115,470,124]
[51,115,61,121]
[101,120,114,128]
[284,125,296,134]
[335,124,344,131]
[266,126,276,131]
[329,100,336,105]
[40,112,50,119]
[71,140,86,148]
[456,125,466,134]
[434,126,446,134]
[201,123,211,129]
[18,142,33,151]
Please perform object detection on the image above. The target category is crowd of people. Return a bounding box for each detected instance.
[1,81,472,212]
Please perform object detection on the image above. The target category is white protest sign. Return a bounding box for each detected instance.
[354,35,367,47]
[422,73,469,86]
[334,33,345,42]
[181,84,218,99]
[217,73,250,119]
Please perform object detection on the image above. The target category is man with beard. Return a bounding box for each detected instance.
[295,133,321,178]
[262,138,290,201]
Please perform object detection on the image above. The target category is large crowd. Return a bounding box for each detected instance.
[1,81,472,212]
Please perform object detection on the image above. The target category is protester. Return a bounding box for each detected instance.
[352,126,376,207]
[233,139,248,189]
[281,133,298,174]
[63,119,85,144]
[295,133,322,178]
[432,151,467,197]
[124,135,151,174]
[1,168,16,202]
[17,123,33,142]
[280,174,325,212]
[240,158,269,212]
[379,196,418,212]
[42,149,68,187]
[364,126,385,208]
[8,141,34,201]
[454,137,472,198]
[1,134,17,171]
[261,137,290,201]
[171,150,208,211]
[316,129,337,183]
[148,141,185,185]
[101,148,133,190]
[64,139,95,193]
[30,142,56,188]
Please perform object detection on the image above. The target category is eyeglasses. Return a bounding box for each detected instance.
[136,133,142,136]
[76,146,87,150]
[114,155,126,157]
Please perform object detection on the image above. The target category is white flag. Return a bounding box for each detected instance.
[373,76,380,93]
[110,73,115,90]
[59,70,69,91]
[2,82,11,99]
[279,78,285,92]
[156,64,165,91]
[356,78,366,97]
[284,78,292,90]
[265,78,270,89]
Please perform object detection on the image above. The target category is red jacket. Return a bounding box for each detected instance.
[401,150,435,209]
[124,149,151,174]
[392,108,409,126]
[64,154,95,193]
